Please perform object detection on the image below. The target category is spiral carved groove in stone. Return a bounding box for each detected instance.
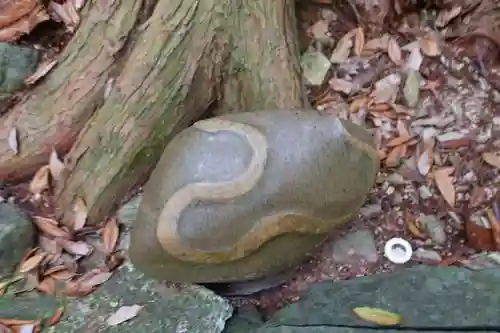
[156,118,377,265]
[156,118,270,263]
[155,118,364,264]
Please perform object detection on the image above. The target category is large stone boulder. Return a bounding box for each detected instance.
[224,266,500,332]
[129,109,379,283]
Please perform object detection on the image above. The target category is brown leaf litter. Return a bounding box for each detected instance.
[229,0,500,314]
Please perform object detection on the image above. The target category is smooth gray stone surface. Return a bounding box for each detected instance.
[330,229,378,264]
[0,43,39,95]
[0,293,60,321]
[223,305,264,333]
[130,109,379,283]
[45,199,233,333]
[50,265,233,333]
[224,266,500,333]
[262,266,500,329]
[0,203,35,277]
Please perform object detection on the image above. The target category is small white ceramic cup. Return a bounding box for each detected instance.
[384,237,413,264]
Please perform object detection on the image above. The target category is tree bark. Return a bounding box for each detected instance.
[216,1,308,115]
[0,0,143,181]
[1,0,307,225]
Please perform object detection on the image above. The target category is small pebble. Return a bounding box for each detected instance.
[331,229,378,264]
[418,185,432,199]
[447,211,463,228]
[359,204,382,218]
[385,173,406,185]
[418,214,447,245]
[413,248,442,262]
[437,131,466,142]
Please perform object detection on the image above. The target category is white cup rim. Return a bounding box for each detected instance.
[384,237,413,264]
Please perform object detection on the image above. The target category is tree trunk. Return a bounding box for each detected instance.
[0,0,143,181]
[1,0,307,225]
[216,1,308,115]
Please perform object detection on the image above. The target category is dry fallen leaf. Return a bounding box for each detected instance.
[396,120,410,138]
[37,276,55,295]
[7,127,18,154]
[387,37,402,65]
[435,5,462,28]
[417,151,431,176]
[73,197,88,231]
[79,271,113,290]
[105,250,126,271]
[0,319,36,326]
[74,0,87,10]
[102,217,120,254]
[43,265,67,277]
[63,280,100,296]
[0,323,11,333]
[310,20,333,46]
[466,216,496,251]
[46,306,65,326]
[24,59,58,85]
[371,73,401,104]
[330,30,355,64]
[19,252,46,274]
[487,209,500,251]
[349,97,368,112]
[434,167,455,207]
[482,152,500,169]
[386,135,412,148]
[352,307,402,326]
[58,239,93,257]
[39,236,61,256]
[49,270,75,281]
[407,219,426,238]
[439,137,471,149]
[49,1,80,32]
[385,145,405,167]
[32,216,71,239]
[364,34,390,51]
[13,323,35,333]
[419,32,441,57]
[353,27,365,56]
[330,78,356,94]
[29,165,50,195]
[64,270,113,296]
[403,69,421,108]
[106,305,143,326]
[49,148,66,181]
[404,45,423,72]
[391,103,413,115]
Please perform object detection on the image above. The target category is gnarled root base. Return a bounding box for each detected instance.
[54,0,306,225]
[0,0,306,225]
